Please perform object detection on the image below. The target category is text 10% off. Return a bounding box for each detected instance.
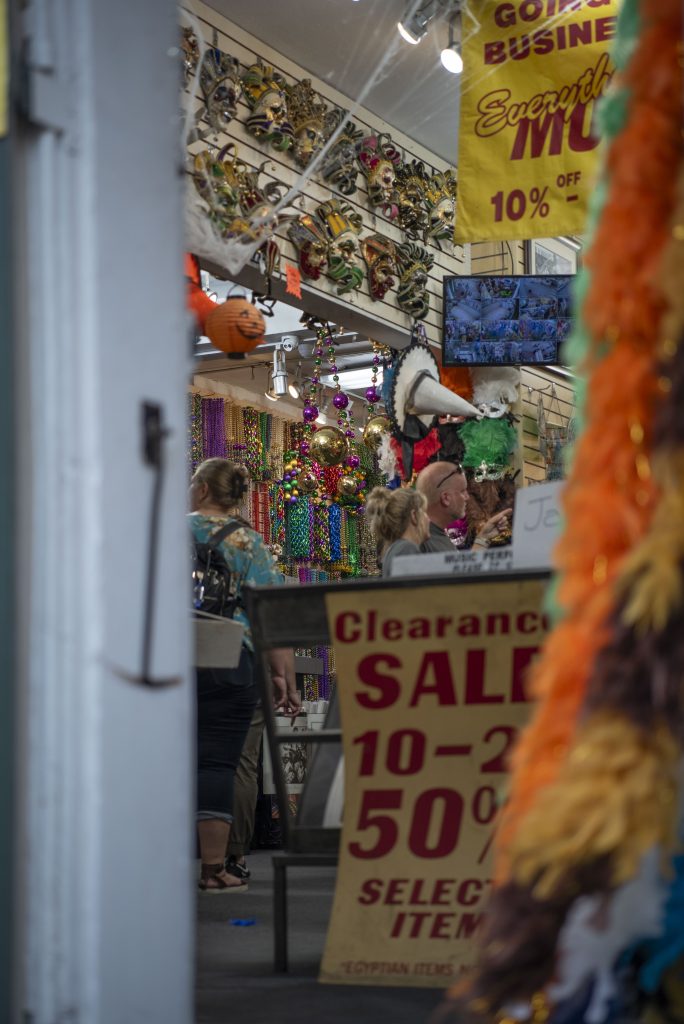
[490,187,550,223]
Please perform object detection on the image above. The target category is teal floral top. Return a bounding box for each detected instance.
[189,513,283,652]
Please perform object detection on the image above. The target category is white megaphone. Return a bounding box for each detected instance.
[408,373,480,419]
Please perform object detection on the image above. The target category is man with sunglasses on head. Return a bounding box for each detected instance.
[415,461,512,554]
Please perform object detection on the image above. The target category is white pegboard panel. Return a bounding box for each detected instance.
[182,0,472,353]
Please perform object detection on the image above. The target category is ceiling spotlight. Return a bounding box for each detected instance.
[316,395,332,424]
[288,361,303,400]
[398,0,460,47]
[397,0,441,44]
[271,347,289,397]
[440,14,463,73]
[397,11,430,44]
[264,367,279,402]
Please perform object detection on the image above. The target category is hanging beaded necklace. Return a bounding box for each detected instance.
[189,394,203,473]
[202,397,226,458]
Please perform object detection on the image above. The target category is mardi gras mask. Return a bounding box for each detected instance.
[395,160,430,240]
[321,112,363,196]
[193,145,296,277]
[357,133,402,220]
[317,199,364,295]
[241,61,294,152]
[285,78,334,169]
[361,233,398,302]
[180,27,199,86]
[288,213,330,281]
[396,242,434,321]
[234,162,295,277]
[289,202,363,295]
[199,47,242,132]
[192,149,242,230]
[425,170,458,247]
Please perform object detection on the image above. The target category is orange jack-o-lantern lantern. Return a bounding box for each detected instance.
[204,295,266,354]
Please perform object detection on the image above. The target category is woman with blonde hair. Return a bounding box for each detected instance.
[366,485,430,577]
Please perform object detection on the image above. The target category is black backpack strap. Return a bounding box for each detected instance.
[206,519,243,551]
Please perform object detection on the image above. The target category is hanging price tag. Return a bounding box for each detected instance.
[285,264,302,299]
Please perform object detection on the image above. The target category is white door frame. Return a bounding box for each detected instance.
[13,0,194,1020]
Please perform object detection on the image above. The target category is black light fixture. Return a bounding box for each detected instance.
[398,0,461,51]
[397,0,438,44]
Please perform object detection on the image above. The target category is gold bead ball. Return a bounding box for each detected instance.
[337,475,358,497]
[310,426,349,467]
[363,415,390,449]
[299,471,319,494]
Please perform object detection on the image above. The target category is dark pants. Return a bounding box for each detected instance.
[196,647,258,823]
[227,704,265,857]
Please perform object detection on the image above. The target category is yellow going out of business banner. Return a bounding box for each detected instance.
[320,577,548,987]
[455,0,619,243]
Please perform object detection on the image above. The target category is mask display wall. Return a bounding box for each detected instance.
[182,25,466,341]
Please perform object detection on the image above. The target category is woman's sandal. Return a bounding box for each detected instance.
[198,862,248,893]
[225,856,250,881]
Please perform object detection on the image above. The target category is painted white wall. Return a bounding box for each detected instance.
[14,0,193,1021]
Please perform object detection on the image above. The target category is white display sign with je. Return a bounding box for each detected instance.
[511,481,563,570]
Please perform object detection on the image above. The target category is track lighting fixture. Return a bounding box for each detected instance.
[397,0,461,49]
[440,14,463,73]
[271,347,289,397]
[264,366,278,401]
[288,361,303,400]
[397,1,436,44]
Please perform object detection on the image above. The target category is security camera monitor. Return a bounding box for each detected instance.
[442,274,574,367]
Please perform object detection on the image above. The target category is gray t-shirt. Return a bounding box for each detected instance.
[420,521,455,554]
[381,538,421,577]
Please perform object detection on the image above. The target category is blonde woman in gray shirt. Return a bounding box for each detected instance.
[366,486,430,578]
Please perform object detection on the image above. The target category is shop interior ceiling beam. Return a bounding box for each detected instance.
[201,254,416,352]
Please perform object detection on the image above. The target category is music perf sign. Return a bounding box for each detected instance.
[320,575,548,987]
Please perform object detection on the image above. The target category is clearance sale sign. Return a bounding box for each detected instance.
[454,0,620,243]
[320,576,548,987]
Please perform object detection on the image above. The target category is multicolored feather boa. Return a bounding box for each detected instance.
[444,0,684,1019]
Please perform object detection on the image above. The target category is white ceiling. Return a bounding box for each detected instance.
[203,0,461,164]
